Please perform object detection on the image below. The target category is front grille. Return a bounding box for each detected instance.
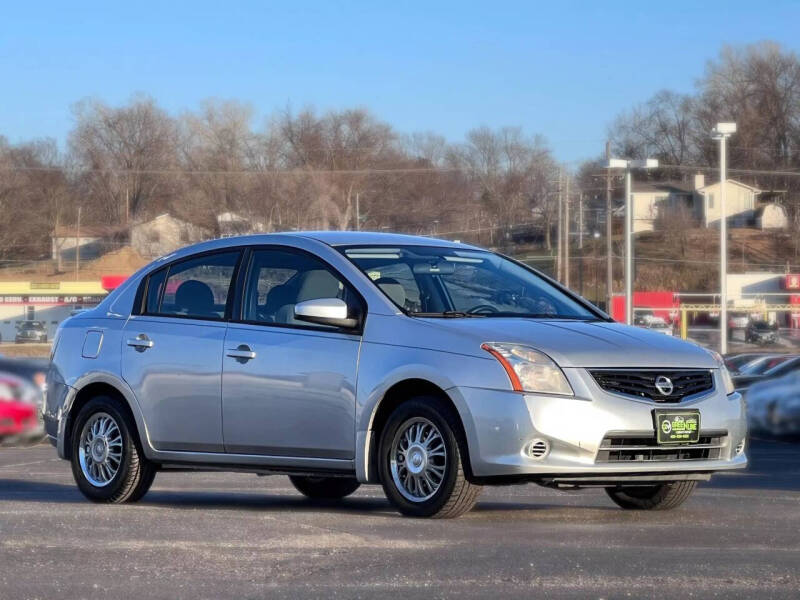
[589,369,713,403]
[596,430,727,462]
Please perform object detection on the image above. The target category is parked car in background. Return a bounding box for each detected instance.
[745,320,778,345]
[15,321,48,343]
[737,354,792,376]
[646,317,673,336]
[45,232,746,518]
[0,356,48,404]
[746,372,800,436]
[724,353,767,374]
[728,314,750,330]
[734,355,800,392]
[0,372,44,443]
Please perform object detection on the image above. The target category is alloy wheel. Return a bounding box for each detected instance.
[78,412,123,487]
[389,417,447,502]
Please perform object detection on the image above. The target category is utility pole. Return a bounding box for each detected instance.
[564,173,570,288]
[55,209,62,272]
[75,205,81,281]
[355,192,360,231]
[605,141,613,313]
[578,192,584,296]
[556,169,563,281]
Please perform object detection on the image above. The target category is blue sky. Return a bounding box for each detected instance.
[1,0,798,163]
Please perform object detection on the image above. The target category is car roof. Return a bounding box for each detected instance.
[156,231,483,265]
[283,230,480,249]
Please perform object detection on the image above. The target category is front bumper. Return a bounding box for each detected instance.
[449,368,748,479]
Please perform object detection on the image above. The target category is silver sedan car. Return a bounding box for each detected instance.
[44,232,747,518]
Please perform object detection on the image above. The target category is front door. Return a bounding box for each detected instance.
[121,250,241,453]
[222,247,362,459]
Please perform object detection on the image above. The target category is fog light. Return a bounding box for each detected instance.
[525,438,550,460]
[735,440,746,455]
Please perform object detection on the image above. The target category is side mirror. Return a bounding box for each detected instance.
[294,298,359,329]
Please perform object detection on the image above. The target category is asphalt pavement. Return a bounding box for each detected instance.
[1,439,799,599]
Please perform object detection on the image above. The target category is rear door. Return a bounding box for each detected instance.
[221,247,362,459]
[121,250,241,453]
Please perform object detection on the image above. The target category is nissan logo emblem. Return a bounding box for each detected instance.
[655,375,674,396]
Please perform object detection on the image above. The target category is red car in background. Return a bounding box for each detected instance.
[0,373,43,443]
[0,400,38,439]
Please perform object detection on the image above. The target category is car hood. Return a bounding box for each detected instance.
[411,317,717,369]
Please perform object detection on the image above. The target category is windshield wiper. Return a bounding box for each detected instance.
[479,312,600,320]
[408,311,486,318]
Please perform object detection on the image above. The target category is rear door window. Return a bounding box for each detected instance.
[147,251,240,320]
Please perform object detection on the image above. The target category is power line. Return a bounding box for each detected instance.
[0,165,468,176]
[658,163,800,177]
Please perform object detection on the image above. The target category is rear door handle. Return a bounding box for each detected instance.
[226,345,256,361]
[127,335,154,350]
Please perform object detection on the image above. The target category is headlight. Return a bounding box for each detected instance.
[707,350,735,395]
[481,342,573,396]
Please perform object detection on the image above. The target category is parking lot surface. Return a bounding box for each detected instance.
[1,440,799,599]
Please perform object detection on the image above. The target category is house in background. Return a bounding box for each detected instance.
[131,213,211,258]
[216,211,266,238]
[51,224,127,263]
[695,175,761,228]
[628,173,776,233]
[628,180,696,233]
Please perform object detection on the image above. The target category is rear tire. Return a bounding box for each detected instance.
[70,396,156,503]
[289,476,361,499]
[378,396,482,518]
[605,481,697,510]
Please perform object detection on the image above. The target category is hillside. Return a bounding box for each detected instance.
[631,228,799,292]
[0,246,149,282]
[512,228,799,296]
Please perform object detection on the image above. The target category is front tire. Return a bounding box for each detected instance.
[289,476,361,499]
[378,396,482,518]
[605,481,697,510]
[70,396,156,503]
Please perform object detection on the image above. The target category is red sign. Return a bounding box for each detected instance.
[101,275,128,291]
[786,274,800,290]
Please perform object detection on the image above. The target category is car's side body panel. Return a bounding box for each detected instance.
[121,315,228,452]
[222,322,361,459]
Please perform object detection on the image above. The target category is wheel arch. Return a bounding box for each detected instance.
[360,377,474,484]
[62,373,151,461]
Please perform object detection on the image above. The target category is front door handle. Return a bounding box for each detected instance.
[226,345,256,361]
[127,335,154,351]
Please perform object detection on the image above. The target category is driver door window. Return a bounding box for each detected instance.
[242,249,358,328]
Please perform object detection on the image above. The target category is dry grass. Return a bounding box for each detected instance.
[0,343,51,358]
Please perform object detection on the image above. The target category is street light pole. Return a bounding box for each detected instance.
[607,158,658,325]
[624,169,633,325]
[713,122,736,354]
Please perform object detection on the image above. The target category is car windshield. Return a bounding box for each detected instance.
[341,245,599,319]
[20,322,41,330]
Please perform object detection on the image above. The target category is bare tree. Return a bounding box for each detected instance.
[69,95,178,224]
